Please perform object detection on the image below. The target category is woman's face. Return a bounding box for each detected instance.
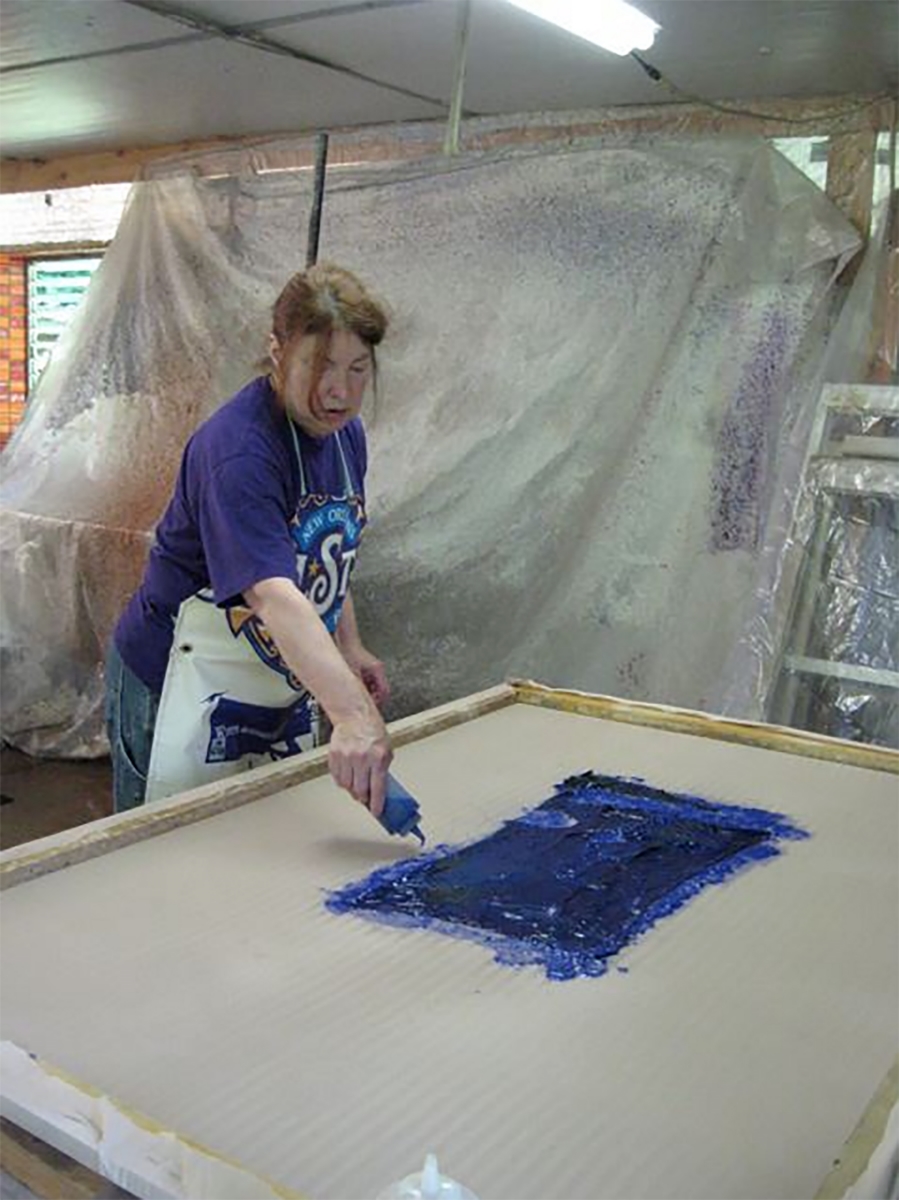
[271,328,372,438]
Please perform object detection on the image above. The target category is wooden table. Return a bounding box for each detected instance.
[0,1118,134,1199]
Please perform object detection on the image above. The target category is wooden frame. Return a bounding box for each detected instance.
[3,680,896,896]
[2,95,893,195]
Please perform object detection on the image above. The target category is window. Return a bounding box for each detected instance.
[0,181,127,405]
[874,130,897,210]
[771,137,828,191]
[771,133,897,211]
[27,256,102,391]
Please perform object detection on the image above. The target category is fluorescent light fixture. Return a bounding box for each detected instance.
[506,0,660,56]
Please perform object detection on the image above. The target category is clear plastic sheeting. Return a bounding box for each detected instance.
[806,493,898,673]
[0,134,860,756]
[762,438,899,749]
[766,479,899,748]
[0,515,152,756]
[717,198,898,737]
[1,177,299,755]
[773,675,898,749]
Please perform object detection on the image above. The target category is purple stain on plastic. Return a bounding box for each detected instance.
[711,309,791,552]
[326,772,808,981]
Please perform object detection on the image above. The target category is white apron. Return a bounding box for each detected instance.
[146,424,365,803]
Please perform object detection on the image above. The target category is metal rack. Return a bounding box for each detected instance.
[766,384,899,747]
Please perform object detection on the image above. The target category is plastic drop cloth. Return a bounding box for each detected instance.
[0,135,861,756]
[720,194,899,746]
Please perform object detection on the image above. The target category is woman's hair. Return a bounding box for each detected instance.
[268,263,388,395]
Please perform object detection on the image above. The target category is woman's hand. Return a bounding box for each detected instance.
[328,704,393,818]
[342,644,391,709]
[335,593,391,709]
[244,578,393,815]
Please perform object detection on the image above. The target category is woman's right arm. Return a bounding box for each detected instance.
[244,576,392,817]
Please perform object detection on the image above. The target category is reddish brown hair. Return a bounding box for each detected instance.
[269,263,388,396]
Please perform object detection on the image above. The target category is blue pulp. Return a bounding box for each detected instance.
[326,771,809,981]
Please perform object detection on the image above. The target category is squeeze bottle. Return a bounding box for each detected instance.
[375,1153,478,1200]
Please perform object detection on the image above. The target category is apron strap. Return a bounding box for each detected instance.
[288,419,309,495]
[288,421,357,498]
[334,431,357,497]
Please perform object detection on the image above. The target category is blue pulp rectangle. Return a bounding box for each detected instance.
[326,771,809,981]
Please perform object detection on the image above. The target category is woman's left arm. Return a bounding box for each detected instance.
[336,592,391,709]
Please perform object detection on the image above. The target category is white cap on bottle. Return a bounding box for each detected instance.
[376,1153,479,1200]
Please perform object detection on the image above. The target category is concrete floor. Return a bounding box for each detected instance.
[0,745,114,851]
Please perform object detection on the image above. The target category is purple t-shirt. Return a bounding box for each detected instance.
[115,376,367,692]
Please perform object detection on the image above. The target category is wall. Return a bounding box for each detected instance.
[0,253,27,449]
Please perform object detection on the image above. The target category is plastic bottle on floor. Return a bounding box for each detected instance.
[376,1153,479,1200]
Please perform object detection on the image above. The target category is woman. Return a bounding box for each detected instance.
[106,262,393,819]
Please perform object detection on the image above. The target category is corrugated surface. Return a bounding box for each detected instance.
[1,703,897,1199]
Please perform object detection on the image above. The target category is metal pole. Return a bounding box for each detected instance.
[306,131,330,267]
[443,0,472,157]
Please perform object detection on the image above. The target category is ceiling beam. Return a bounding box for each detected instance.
[1,95,893,196]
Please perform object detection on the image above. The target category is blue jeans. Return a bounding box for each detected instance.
[105,643,161,812]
